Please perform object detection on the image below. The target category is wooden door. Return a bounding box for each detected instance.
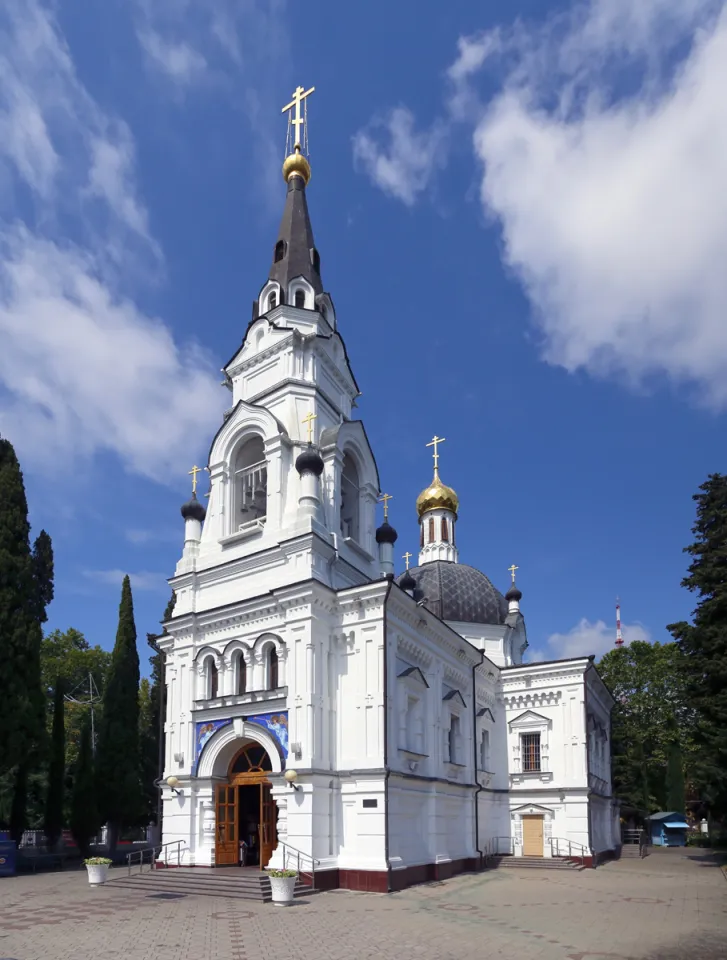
[215,784,239,866]
[259,782,277,868]
[522,816,544,857]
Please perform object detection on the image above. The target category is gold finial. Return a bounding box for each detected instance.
[403,551,413,570]
[508,564,519,583]
[188,465,203,495]
[426,435,446,474]
[379,493,393,521]
[301,411,317,444]
[282,85,315,184]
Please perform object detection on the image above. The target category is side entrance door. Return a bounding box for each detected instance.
[522,815,544,857]
[215,784,239,866]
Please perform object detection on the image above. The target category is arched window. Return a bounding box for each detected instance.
[340,453,360,541]
[294,289,305,308]
[267,291,277,311]
[420,523,424,548]
[206,658,218,700]
[274,240,286,263]
[237,655,247,695]
[229,743,272,775]
[234,436,267,527]
[441,517,449,542]
[267,646,279,691]
[428,517,435,543]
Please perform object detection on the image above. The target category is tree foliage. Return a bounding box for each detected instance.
[44,677,66,847]
[598,640,694,813]
[70,718,100,858]
[668,473,727,819]
[95,576,141,847]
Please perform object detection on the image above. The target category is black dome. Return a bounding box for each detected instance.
[295,445,324,477]
[396,561,508,625]
[181,494,206,522]
[399,570,416,592]
[505,583,522,602]
[375,521,398,545]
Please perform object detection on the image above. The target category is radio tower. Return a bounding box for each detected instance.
[615,597,624,648]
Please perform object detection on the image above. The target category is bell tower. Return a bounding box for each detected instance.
[416,436,459,565]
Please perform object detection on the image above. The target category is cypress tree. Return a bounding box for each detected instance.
[44,677,66,848]
[666,740,686,814]
[669,473,727,819]
[9,763,28,844]
[0,437,46,776]
[95,576,141,852]
[70,719,100,859]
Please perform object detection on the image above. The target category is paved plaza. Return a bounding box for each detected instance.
[0,848,725,960]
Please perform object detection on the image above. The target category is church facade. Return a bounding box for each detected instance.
[157,105,620,890]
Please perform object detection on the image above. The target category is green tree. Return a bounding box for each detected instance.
[598,640,694,813]
[70,719,100,858]
[668,473,727,819]
[666,740,686,813]
[44,677,66,848]
[95,576,141,851]
[0,437,49,775]
[9,763,28,843]
[141,590,176,827]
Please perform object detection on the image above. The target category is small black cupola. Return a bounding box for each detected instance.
[181,493,206,523]
[295,445,324,477]
[399,569,416,592]
[505,581,522,603]
[375,520,398,545]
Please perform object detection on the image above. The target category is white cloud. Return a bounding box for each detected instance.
[0,1,224,483]
[82,569,166,592]
[529,618,652,662]
[353,108,446,207]
[125,527,180,545]
[137,28,207,86]
[458,0,727,406]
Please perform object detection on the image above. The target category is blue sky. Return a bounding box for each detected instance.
[1,0,726,669]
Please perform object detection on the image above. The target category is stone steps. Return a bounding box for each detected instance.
[106,867,314,902]
[489,855,585,871]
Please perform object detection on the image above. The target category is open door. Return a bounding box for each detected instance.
[215,784,239,866]
[260,782,277,868]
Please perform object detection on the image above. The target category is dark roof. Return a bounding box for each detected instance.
[268,176,322,295]
[397,561,509,625]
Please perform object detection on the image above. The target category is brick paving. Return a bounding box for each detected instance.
[0,848,725,960]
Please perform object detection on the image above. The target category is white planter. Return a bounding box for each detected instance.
[86,863,110,885]
[268,874,297,905]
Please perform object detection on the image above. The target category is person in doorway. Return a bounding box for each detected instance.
[238,838,248,866]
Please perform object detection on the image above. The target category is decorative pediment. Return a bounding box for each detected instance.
[397,665,429,688]
[511,802,555,818]
[508,709,551,729]
[443,689,466,707]
[477,707,495,722]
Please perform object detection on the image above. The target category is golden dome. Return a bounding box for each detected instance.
[282,149,311,185]
[416,470,459,518]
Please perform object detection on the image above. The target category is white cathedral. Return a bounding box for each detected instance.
[157,96,620,890]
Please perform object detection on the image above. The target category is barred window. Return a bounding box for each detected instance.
[521,733,541,772]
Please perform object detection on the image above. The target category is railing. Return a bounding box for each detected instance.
[484,836,516,861]
[127,840,185,876]
[549,837,588,868]
[276,841,320,887]
[622,828,649,857]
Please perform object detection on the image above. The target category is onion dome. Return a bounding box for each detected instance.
[375,521,398,545]
[181,493,206,523]
[399,569,416,592]
[506,582,523,603]
[415,470,459,519]
[282,148,311,186]
[295,444,324,477]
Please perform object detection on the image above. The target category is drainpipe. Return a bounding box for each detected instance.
[382,576,394,892]
[472,649,486,869]
[584,662,594,866]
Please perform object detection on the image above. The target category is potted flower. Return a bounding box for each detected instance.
[266,868,298,905]
[84,857,112,885]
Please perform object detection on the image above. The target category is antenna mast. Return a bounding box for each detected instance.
[65,672,103,755]
[615,597,624,648]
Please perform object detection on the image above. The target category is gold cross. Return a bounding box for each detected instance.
[282,85,315,150]
[426,435,446,471]
[188,465,203,495]
[301,411,317,444]
[403,551,413,570]
[508,563,519,583]
[379,493,393,520]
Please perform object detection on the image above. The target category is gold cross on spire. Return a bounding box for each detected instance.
[282,85,315,150]
[378,493,393,520]
[403,551,413,570]
[508,563,519,583]
[426,435,446,473]
[188,465,203,495]
[301,411,317,444]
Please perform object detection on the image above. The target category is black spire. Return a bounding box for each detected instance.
[269,177,323,296]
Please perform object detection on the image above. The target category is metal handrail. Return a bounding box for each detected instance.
[127,839,185,876]
[549,837,588,868]
[275,841,320,886]
[484,836,516,860]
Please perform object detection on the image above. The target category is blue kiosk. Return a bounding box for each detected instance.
[645,811,689,847]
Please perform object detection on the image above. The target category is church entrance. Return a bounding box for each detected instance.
[522,815,544,857]
[215,742,277,868]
